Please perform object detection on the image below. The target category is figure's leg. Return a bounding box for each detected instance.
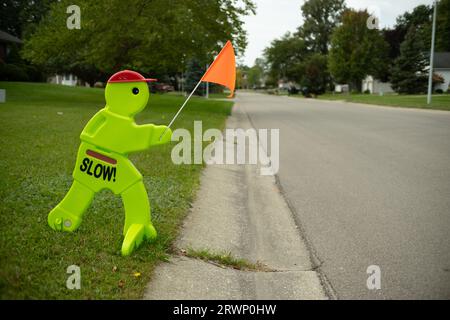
[121,181,157,256]
[48,180,95,232]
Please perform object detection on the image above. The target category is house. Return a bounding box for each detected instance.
[277,79,289,90]
[278,79,298,91]
[48,74,79,86]
[433,52,450,92]
[334,84,349,93]
[362,76,394,94]
[0,30,22,63]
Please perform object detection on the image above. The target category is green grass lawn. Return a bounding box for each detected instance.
[0,82,233,299]
[207,92,232,99]
[315,93,450,111]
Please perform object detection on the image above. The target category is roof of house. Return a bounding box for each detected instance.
[0,30,22,44]
[434,52,450,69]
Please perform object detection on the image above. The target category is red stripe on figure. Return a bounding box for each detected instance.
[86,149,117,165]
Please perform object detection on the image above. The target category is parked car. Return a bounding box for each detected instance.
[150,82,174,93]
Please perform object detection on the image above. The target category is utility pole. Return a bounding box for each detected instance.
[427,0,437,105]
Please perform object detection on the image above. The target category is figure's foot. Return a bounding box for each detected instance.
[121,223,157,256]
[48,206,82,232]
[144,223,157,241]
[121,224,144,256]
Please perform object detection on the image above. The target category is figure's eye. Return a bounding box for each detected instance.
[132,87,139,95]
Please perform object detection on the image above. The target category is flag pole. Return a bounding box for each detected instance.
[159,78,203,139]
[205,64,209,99]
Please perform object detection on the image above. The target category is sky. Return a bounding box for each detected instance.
[241,0,435,66]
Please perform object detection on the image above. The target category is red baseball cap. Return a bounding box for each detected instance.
[107,70,157,83]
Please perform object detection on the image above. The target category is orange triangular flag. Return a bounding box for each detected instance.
[201,41,236,97]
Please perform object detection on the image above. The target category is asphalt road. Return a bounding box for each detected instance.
[237,92,450,299]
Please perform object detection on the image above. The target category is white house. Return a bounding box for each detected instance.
[48,74,78,86]
[433,52,450,92]
[334,84,349,93]
[362,76,394,94]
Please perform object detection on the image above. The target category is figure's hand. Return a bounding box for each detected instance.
[149,125,172,147]
[159,127,172,144]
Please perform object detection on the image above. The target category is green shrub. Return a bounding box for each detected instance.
[23,65,46,82]
[288,86,299,95]
[0,63,29,81]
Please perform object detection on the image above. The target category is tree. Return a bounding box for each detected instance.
[328,9,389,91]
[378,28,406,82]
[436,0,450,51]
[395,4,432,51]
[247,58,266,88]
[0,0,56,38]
[298,53,329,95]
[390,27,428,94]
[381,3,449,82]
[382,28,406,62]
[22,0,255,84]
[184,58,206,96]
[264,32,307,83]
[297,0,346,54]
[236,65,249,89]
[388,2,450,55]
[261,0,346,93]
[0,1,58,82]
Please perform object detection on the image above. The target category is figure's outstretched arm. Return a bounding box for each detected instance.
[115,123,172,153]
[134,124,172,150]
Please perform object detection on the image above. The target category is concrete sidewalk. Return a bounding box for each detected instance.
[144,99,330,300]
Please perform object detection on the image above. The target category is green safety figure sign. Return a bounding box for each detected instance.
[48,70,172,256]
